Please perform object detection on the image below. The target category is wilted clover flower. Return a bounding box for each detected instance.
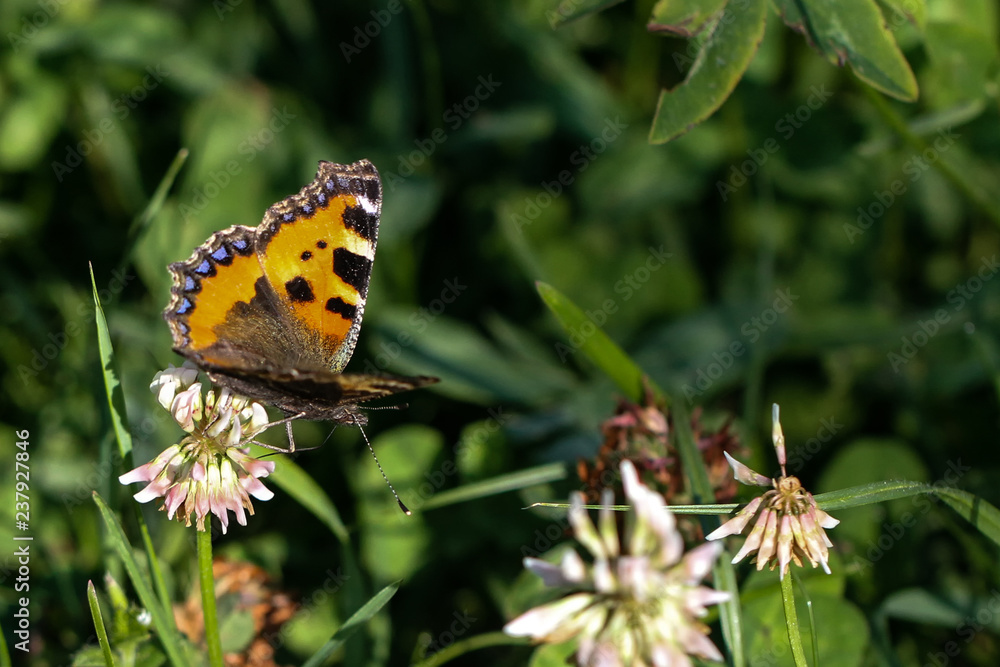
[118,363,276,533]
[504,460,730,666]
[706,404,839,579]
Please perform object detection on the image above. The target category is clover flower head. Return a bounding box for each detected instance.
[118,363,275,533]
[706,404,840,579]
[505,460,730,666]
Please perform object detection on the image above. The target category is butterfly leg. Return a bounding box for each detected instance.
[237,412,307,453]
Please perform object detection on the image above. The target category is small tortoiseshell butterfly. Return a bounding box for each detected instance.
[164,160,437,448]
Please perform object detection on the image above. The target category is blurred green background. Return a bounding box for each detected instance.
[2,0,1000,665]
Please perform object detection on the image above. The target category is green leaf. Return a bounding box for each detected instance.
[0,73,67,170]
[924,20,1000,107]
[546,0,625,28]
[91,493,188,667]
[536,281,648,402]
[279,592,340,658]
[87,581,118,667]
[268,455,350,544]
[649,0,768,144]
[218,610,255,654]
[744,588,868,666]
[354,425,440,581]
[648,0,728,36]
[880,588,972,627]
[301,582,400,667]
[878,0,926,31]
[527,640,576,666]
[773,0,918,101]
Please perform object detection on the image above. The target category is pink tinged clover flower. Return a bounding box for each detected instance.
[706,404,840,579]
[504,460,730,667]
[119,363,276,533]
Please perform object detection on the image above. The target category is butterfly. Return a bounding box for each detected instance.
[163,159,438,450]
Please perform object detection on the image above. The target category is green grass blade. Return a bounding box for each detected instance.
[135,518,172,619]
[301,581,400,667]
[816,480,1000,547]
[267,455,350,544]
[592,480,1000,551]
[530,501,738,514]
[92,492,187,667]
[91,263,133,459]
[812,479,932,509]
[420,462,569,510]
[122,148,188,265]
[936,488,1000,546]
[861,84,1000,229]
[667,482,1000,551]
[713,554,745,667]
[672,400,745,666]
[93,267,173,619]
[87,580,118,667]
[653,503,737,514]
[536,281,649,403]
[794,576,820,667]
[670,398,712,504]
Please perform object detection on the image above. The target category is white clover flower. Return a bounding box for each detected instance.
[706,404,840,578]
[505,460,730,666]
[119,364,275,533]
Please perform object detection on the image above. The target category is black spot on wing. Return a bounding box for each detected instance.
[325,297,357,320]
[360,176,380,202]
[343,205,377,242]
[285,276,315,303]
[342,160,381,202]
[333,247,371,294]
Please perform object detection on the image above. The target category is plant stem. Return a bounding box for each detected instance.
[780,572,808,667]
[197,525,224,667]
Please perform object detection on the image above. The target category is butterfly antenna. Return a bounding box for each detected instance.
[355,418,411,515]
[364,402,409,412]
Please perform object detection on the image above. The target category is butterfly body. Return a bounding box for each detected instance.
[164,160,437,428]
